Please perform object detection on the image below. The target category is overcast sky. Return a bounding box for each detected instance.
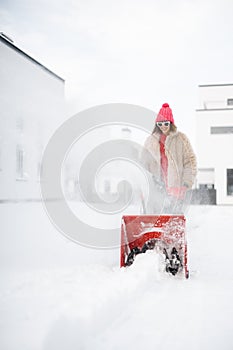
[1,0,233,144]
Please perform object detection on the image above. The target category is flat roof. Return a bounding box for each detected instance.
[0,34,64,82]
[196,108,233,111]
[198,83,233,87]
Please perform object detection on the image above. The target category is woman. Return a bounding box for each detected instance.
[142,103,197,213]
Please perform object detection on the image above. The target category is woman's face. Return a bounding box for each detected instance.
[156,121,170,134]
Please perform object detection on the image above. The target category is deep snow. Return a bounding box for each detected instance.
[0,203,233,350]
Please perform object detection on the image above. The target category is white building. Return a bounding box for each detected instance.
[196,84,233,205]
[0,33,65,201]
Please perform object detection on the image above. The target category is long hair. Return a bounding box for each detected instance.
[152,123,177,135]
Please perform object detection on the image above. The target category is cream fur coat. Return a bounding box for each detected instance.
[141,131,197,189]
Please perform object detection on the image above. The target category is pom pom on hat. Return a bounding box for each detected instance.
[156,103,174,124]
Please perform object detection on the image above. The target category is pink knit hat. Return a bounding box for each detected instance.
[156,103,174,124]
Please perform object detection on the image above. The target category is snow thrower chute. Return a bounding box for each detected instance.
[120,215,189,278]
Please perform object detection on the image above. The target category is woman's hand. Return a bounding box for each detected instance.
[167,186,187,200]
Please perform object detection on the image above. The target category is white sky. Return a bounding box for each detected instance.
[1,0,233,145]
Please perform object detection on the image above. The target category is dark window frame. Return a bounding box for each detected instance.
[227,98,233,106]
[227,169,233,196]
[211,126,233,134]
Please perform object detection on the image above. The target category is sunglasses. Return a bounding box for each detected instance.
[156,121,171,127]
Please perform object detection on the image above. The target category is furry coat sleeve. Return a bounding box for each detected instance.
[141,131,197,189]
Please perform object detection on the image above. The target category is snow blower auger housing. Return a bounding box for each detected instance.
[120,215,189,279]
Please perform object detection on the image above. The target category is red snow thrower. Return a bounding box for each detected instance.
[120,214,189,278]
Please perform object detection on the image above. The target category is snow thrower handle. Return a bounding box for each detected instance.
[140,189,147,214]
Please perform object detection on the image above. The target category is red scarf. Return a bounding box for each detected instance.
[159,133,168,186]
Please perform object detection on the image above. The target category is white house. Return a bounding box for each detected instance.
[0,33,65,201]
[196,84,233,205]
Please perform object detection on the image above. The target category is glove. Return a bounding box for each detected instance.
[167,186,187,200]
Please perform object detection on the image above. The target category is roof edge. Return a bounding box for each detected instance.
[198,83,233,87]
[0,35,65,82]
[196,108,233,112]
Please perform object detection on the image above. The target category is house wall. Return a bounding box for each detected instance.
[196,85,233,205]
[0,36,65,201]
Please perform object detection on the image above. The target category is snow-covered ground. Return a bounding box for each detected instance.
[1,202,233,350]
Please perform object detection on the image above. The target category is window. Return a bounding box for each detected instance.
[227,169,233,196]
[16,145,27,180]
[227,98,233,106]
[211,126,233,134]
[16,146,24,179]
[16,118,24,132]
